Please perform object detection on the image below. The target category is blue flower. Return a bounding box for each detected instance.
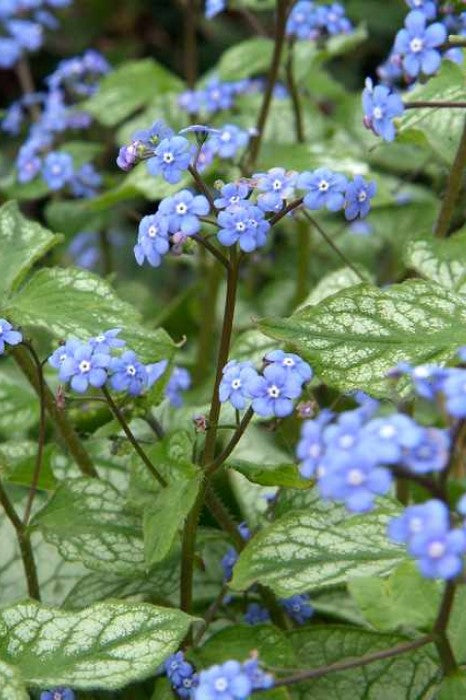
[264,349,312,384]
[165,652,198,698]
[388,500,449,544]
[146,359,169,389]
[280,594,314,624]
[204,78,235,112]
[147,135,192,184]
[133,120,174,149]
[296,409,334,479]
[116,142,140,171]
[165,366,191,407]
[394,10,447,78]
[205,0,226,20]
[0,37,21,69]
[194,660,251,700]
[178,89,205,115]
[402,427,450,474]
[410,526,466,580]
[16,146,42,183]
[242,658,274,690]
[253,167,297,213]
[317,3,352,35]
[40,689,75,700]
[286,1,319,40]
[221,547,238,582]
[217,202,270,252]
[89,329,125,355]
[323,409,366,456]
[249,363,303,418]
[362,78,404,142]
[377,51,404,85]
[403,362,448,400]
[244,603,270,626]
[318,448,392,512]
[48,338,82,371]
[134,213,170,267]
[42,151,74,190]
[344,176,376,220]
[214,181,250,209]
[0,319,22,354]
[208,124,249,159]
[219,360,259,410]
[158,190,210,235]
[59,343,110,393]
[405,0,437,21]
[6,18,43,51]
[298,168,348,212]
[109,350,148,396]
[70,163,101,198]
[362,413,423,464]
[442,369,466,418]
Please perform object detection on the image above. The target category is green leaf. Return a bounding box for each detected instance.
[143,470,201,567]
[0,368,39,436]
[404,232,466,295]
[215,38,274,80]
[0,441,56,491]
[0,201,60,300]
[83,59,183,126]
[438,672,466,700]
[229,459,310,489]
[445,586,466,664]
[151,676,176,700]
[258,280,466,396]
[4,266,175,363]
[0,599,194,690]
[348,561,442,632]
[298,266,371,308]
[230,505,406,596]
[398,61,466,163]
[45,199,106,238]
[286,625,437,699]
[0,660,28,700]
[31,477,146,576]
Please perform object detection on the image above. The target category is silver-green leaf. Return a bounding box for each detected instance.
[0,660,28,700]
[404,232,466,296]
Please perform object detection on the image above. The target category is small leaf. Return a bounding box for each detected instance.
[229,459,309,489]
[437,672,466,700]
[0,201,59,300]
[258,280,466,396]
[230,505,406,596]
[0,599,194,690]
[404,232,466,295]
[216,38,274,80]
[0,660,28,700]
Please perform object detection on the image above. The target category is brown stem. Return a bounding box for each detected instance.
[404,101,466,109]
[269,196,304,226]
[194,257,223,384]
[285,39,305,143]
[193,583,229,646]
[434,119,466,238]
[13,346,97,478]
[206,407,254,476]
[0,480,40,600]
[99,229,113,277]
[272,635,433,689]
[205,485,244,548]
[15,56,40,121]
[188,164,218,213]
[192,233,230,270]
[101,386,167,487]
[433,582,458,676]
[180,481,206,616]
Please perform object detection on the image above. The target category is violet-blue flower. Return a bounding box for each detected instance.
[362,413,423,464]
[298,168,348,212]
[158,189,210,236]
[442,368,466,418]
[59,342,110,393]
[244,603,270,626]
[394,10,447,77]
[410,525,466,579]
[208,124,249,159]
[362,78,404,142]
[40,689,75,700]
[249,363,303,418]
[286,1,319,40]
[344,175,376,220]
[42,151,74,190]
[253,167,297,213]
[219,360,259,410]
[317,3,352,35]
[165,651,198,699]
[280,594,314,624]
[217,202,270,252]
[264,349,312,384]
[48,337,81,371]
[165,366,191,407]
[147,135,192,184]
[194,660,252,700]
[242,658,274,691]
[402,427,450,474]
[89,329,125,355]
[205,0,226,20]
[296,409,334,479]
[214,181,250,209]
[0,319,22,354]
[109,350,148,396]
[388,500,449,544]
[405,0,437,20]
[134,213,170,267]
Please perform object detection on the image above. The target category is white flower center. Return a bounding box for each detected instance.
[272,179,282,191]
[283,357,295,367]
[268,384,281,398]
[236,221,246,232]
[79,360,91,373]
[318,179,329,192]
[126,365,137,376]
[162,151,174,163]
[409,37,424,53]
[51,164,62,174]
[230,195,240,204]
[309,443,321,458]
[316,465,326,478]
[410,517,423,533]
[413,366,430,378]
[295,12,305,22]
[379,424,396,439]
[339,434,355,449]
[148,225,158,237]
[59,353,67,363]
[231,378,242,390]
[95,334,106,343]
[214,678,228,692]
[358,191,367,202]
[176,203,188,215]
[372,106,383,120]
[347,468,365,486]
[211,89,220,100]
[428,540,446,559]
[221,131,232,142]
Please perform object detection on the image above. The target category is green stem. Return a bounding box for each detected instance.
[272,635,433,689]
[189,164,218,213]
[180,481,206,615]
[434,119,466,238]
[206,407,254,476]
[0,480,40,600]
[102,386,167,487]
[246,0,291,169]
[293,219,311,307]
[445,35,466,48]
[285,38,305,143]
[433,582,458,676]
[13,346,98,478]
[194,258,223,384]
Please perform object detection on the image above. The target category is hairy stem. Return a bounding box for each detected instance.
[205,485,244,547]
[285,39,305,143]
[102,386,167,487]
[13,346,97,478]
[247,0,290,169]
[0,480,40,600]
[434,119,466,238]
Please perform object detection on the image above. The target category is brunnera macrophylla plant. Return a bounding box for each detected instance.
[0,0,465,697]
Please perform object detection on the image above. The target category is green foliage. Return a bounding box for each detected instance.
[404,231,466,295]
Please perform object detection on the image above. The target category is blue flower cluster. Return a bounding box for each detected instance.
[280,593,314,624]
[0,318,22,354]
[389,500,466,580]
[286,1,352,40]
[165,651,199,698]
[0,0,72,69]
[3,50,109,195]
[220,351,313,419]
[40,689,74,700]
[194,657,273,699]
[376,4,465,87]
[178,76,287,117]
[48,328,168,397]
[296,396,452,513]
[362,78,405,142]
[221,523,250,582]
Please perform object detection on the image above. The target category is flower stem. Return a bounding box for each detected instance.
[285,38,305,143]
[404,101,466,109]
[0,479,41,600]
[206,407,254,476]
[180,482,206,616]
[15,56,40,121]
[433,582,458,676]
[101,386,167,487]
[13,346,98,478]
[189,164,218,213]
[192,233,230,270]
[194,256,223,384]
[434,119,466,238]
[246,0,291,170]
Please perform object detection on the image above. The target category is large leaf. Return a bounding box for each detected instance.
[348,561,442,632]
[438,673,466,700]
[258,280,466,395]
[230,505,406,596]
[215,38,274,80]
[83,59,183,126]
[299,266,371,308]
[31,477,146,576]
[0,599,193,690]
[4,266,174,363]
[0,368,39,436]
[404,232,466,296]
[0,660,28,700]
[286,626,437,699]
[0,441,56,491]
[0,201,59,300]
